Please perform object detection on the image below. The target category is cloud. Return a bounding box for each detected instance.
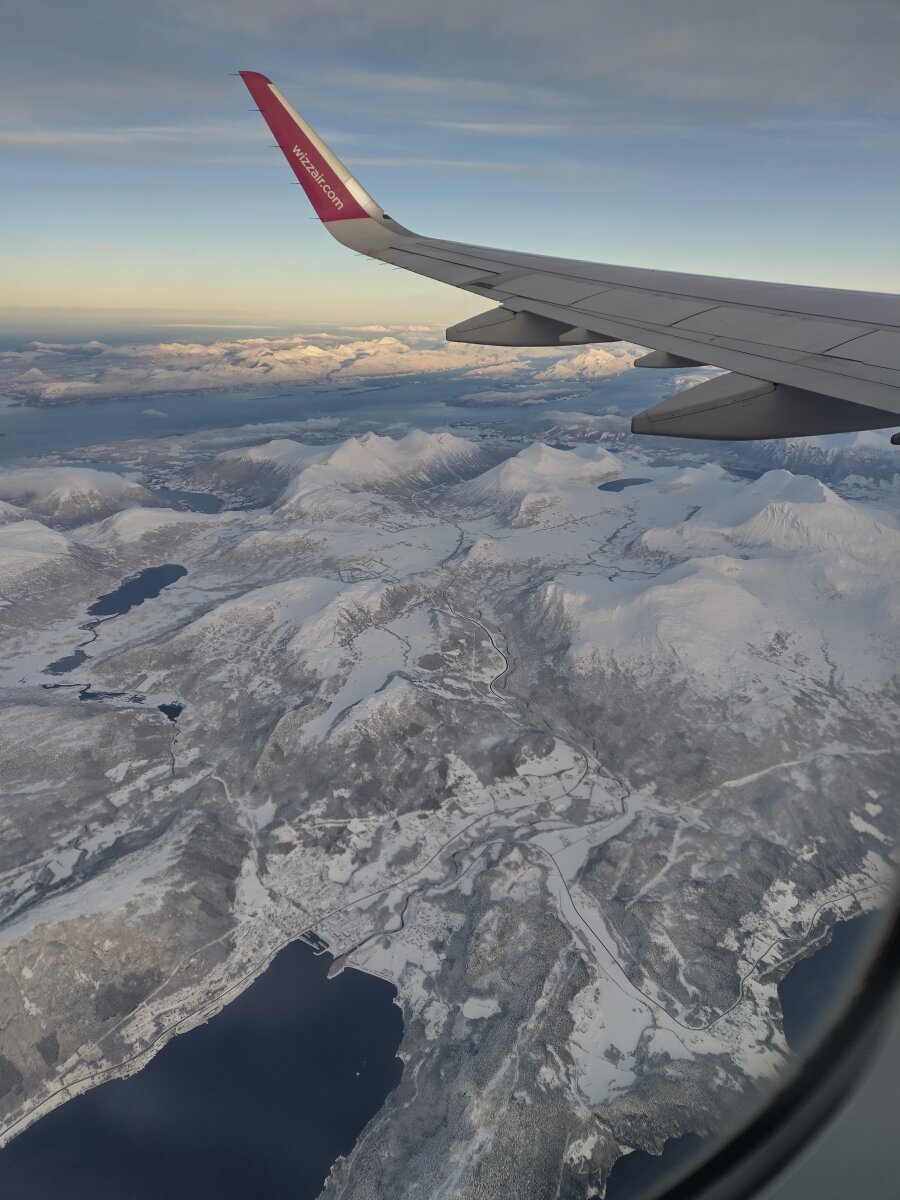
[431,121,569,137]
[0,123,261,149]
[0,466,142,499]
[5,0,898,138]
[454,385,586,407]
[0,466,154,524]
[0,122,285,165]
[327,69,554,107]
[348,324,439,334]
[0,329,636,405]
[342,156,570,175]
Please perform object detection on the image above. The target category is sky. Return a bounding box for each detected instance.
[3,0,900,335]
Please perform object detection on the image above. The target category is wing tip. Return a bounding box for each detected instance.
[239,70,272,86]
[238,70,380,226]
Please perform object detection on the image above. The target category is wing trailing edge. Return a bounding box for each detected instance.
[446,307,616,347]
[632,373,896,440]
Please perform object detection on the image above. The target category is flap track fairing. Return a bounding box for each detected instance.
[632,372,896,440]
[446,307,616,347]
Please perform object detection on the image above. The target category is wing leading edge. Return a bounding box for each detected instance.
[239,72,900,442]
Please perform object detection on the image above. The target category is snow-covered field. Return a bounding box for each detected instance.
[0,416,897,1198]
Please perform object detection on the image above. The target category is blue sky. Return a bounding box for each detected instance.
[3,0,899,332]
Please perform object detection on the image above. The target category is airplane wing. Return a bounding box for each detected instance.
[239,71,900,441]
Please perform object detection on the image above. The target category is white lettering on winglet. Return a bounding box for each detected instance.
[292,145,344,210]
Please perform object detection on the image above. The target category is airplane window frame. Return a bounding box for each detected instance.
[651,903,900,1200]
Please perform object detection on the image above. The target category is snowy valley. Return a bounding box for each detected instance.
[0,422,897,1199]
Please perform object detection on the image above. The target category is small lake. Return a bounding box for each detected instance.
[42,649,89,677]
[43,565,189,677]
[598,478,652,493]
[150,487,223,514]
[88,564,187,618]
[0,940,403,1200]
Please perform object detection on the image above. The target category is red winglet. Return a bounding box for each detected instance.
[239,71,373,222]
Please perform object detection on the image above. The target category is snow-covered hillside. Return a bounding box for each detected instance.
[200,429,502,512]
[0,467,160,527]
[1,425,896,1200]
[526,465,900,699]
[730,429,900,486]
[0,521,75,583]
[453,440,621,525]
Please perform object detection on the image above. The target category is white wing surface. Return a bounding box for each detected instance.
[240,72,900,441]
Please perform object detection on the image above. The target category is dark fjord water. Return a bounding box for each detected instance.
[604,911,882,1199]
[0,368,670,467]
[0,940,403,1200]
[605,1132,710,1200]
[778,910,882,1055]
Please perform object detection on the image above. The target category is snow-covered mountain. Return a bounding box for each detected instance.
[643,468,899,561]
[0,520,74,579]
[200,430,502,511]
[1,426,896,1200]
[302,429,496,490]
[471,441,621,494]
[532,408,632,440]
[0,467,160,527]
[0,499,27,526]
[523,466,900,703]
[0,520,98,606]
[0,330,606,405]
[729,429,900,485]
[452,440,621,525]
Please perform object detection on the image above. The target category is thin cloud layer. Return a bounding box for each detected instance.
[5,0,899,133]
[4,0,897,317]
[1,330,639,405]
